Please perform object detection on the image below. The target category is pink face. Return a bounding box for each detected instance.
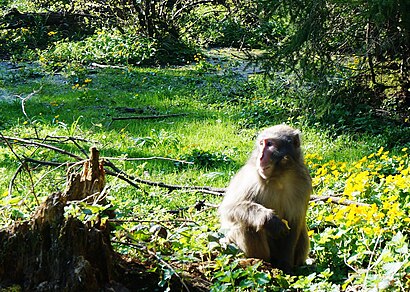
[257,138,279,179]
[254,125,301,180]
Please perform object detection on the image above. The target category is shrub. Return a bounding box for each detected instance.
[39,30,157,67]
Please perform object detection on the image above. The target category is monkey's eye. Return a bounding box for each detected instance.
[260,140,274,147]
[266,141,274,146]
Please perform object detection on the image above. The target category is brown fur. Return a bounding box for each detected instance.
[219,125,311,272]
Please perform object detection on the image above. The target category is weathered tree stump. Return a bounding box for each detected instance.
[0,147,121,290]
[0,147,204,291]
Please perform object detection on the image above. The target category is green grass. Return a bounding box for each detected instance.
[1,60,409,290]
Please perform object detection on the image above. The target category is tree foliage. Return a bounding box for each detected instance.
[253,0,410,108]
[1,0,409,110]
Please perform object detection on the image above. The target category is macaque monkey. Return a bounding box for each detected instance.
[219,125,311,272]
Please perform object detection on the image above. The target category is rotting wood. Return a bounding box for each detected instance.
[0,147,191,291]
[0,147,113,290]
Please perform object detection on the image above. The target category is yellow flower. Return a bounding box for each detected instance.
[334,208,345,221]
[363,227,373,236]
[325,214,334,222]
[380,154,389,161]
[47,31,57,36]
[354,162,363,169]
[331,169,340,178]
[401,168,409,176]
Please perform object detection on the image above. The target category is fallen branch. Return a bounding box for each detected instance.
[310,195,370,207]
[18,135,94,158]
[104,159,225,195]
[2,135,369,207]
[24,158,368,206]
[90,62,125,69]
[0,136,84,160]
[8,163,24,197]
[109,218,198,225]
[1,133,39,204]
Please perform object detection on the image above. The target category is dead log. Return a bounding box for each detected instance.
[0,147,113,290]
[0,146,202,291]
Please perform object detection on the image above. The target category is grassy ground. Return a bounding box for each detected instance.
[0,58,409,290]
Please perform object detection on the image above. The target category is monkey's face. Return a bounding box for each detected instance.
[255,128,300,180]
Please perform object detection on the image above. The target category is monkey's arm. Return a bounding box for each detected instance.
[220,200,269,229]
[219,200,290,241]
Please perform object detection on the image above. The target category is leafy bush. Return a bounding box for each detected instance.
[37,29,198,69]
[39,30,157,67]
[0,27,50,60]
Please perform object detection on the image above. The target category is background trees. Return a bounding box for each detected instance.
[254,0,410,113]
[1,0,409,123]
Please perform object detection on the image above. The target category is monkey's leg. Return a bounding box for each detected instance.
[268,231,298,273]
[293,226,309,266]
[228,227,270,261]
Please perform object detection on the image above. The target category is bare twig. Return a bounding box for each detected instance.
[0,136,83,161]
[310,195,370,207]
[24,135,95,157]
[104,169,141,189]
[109,218,198,225]
[28,135,96,144]
[105,159,225,194]
[15,87,42,138]
[1,132,39,204]
[8,163,24,197]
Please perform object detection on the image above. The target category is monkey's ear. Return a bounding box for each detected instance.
[292,130,301,148]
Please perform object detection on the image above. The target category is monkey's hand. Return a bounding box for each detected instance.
[265,213,290,239]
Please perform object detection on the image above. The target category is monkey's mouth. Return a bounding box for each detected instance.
[259,164,272,171]
[258,166,273,180]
